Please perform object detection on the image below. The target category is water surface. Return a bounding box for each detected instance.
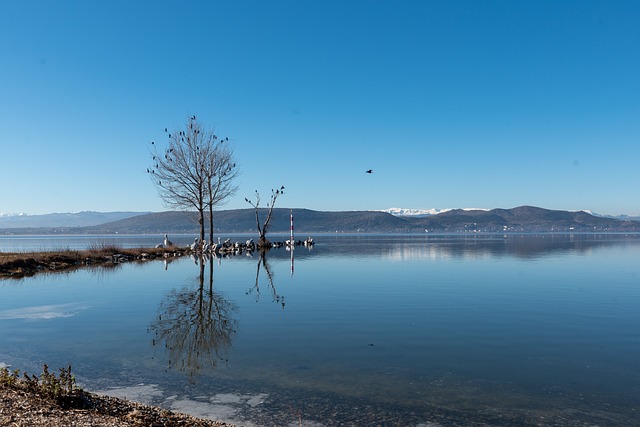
[1,234,639,426]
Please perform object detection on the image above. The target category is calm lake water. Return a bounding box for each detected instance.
[1,234,639,426]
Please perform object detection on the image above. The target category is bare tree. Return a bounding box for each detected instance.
[245,186,284,248]
[204,140,238,246]
[149,116,238,244]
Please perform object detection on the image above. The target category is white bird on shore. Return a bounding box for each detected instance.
[202,240,210,253]
[164,234,174,247]
[190,237,199,251]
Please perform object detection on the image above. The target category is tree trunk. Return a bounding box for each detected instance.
[198,209,205,245]
[208,205,214,247]
[258,235,270,248]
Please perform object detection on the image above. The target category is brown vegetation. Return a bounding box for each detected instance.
[0,246,185,279]
[0,366,234,427]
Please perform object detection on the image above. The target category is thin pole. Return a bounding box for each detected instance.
[290,209,294,246]
[290,209,294,276]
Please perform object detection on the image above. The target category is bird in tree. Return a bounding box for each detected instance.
[149,115,239,245]
[245,186,285,249]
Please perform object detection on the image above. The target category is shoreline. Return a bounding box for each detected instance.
[0,247,187,279]
[0,382,237,427]
[0,238,303,279]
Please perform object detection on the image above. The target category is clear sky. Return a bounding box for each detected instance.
[2,1,639,216]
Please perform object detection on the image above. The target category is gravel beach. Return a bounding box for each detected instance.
[0,385,237,427]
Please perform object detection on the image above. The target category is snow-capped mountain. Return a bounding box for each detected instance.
[380,207,490,217]
[381,208,640,221]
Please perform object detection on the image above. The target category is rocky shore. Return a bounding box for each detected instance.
[0,384,236,427]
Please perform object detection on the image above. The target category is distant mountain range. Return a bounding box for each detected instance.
[0,211,150,228]
[1,206,639,235]
[378,207,640,221]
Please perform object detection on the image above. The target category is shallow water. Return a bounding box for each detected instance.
[1,234,639,426]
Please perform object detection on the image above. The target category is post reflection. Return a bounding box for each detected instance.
[150,258,238,381]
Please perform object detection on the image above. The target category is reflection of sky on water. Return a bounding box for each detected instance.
[1,235,640,426]
[0,303,90,320]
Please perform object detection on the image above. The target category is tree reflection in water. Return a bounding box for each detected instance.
[150,258,237,381]
[246,250,285,309]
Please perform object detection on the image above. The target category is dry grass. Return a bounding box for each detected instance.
[1,365,234,427]
[0,245,183,279]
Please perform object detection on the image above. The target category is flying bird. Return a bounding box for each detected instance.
[366,169,373,174]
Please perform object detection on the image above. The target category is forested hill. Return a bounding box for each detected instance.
[3,206,639,235]
[83,209,411,234]
[411,206,639,233]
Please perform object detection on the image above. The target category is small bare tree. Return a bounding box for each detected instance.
[149,116,238,244]
[245,186,284,248]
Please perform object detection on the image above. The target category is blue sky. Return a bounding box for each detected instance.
[2,1,639,216]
